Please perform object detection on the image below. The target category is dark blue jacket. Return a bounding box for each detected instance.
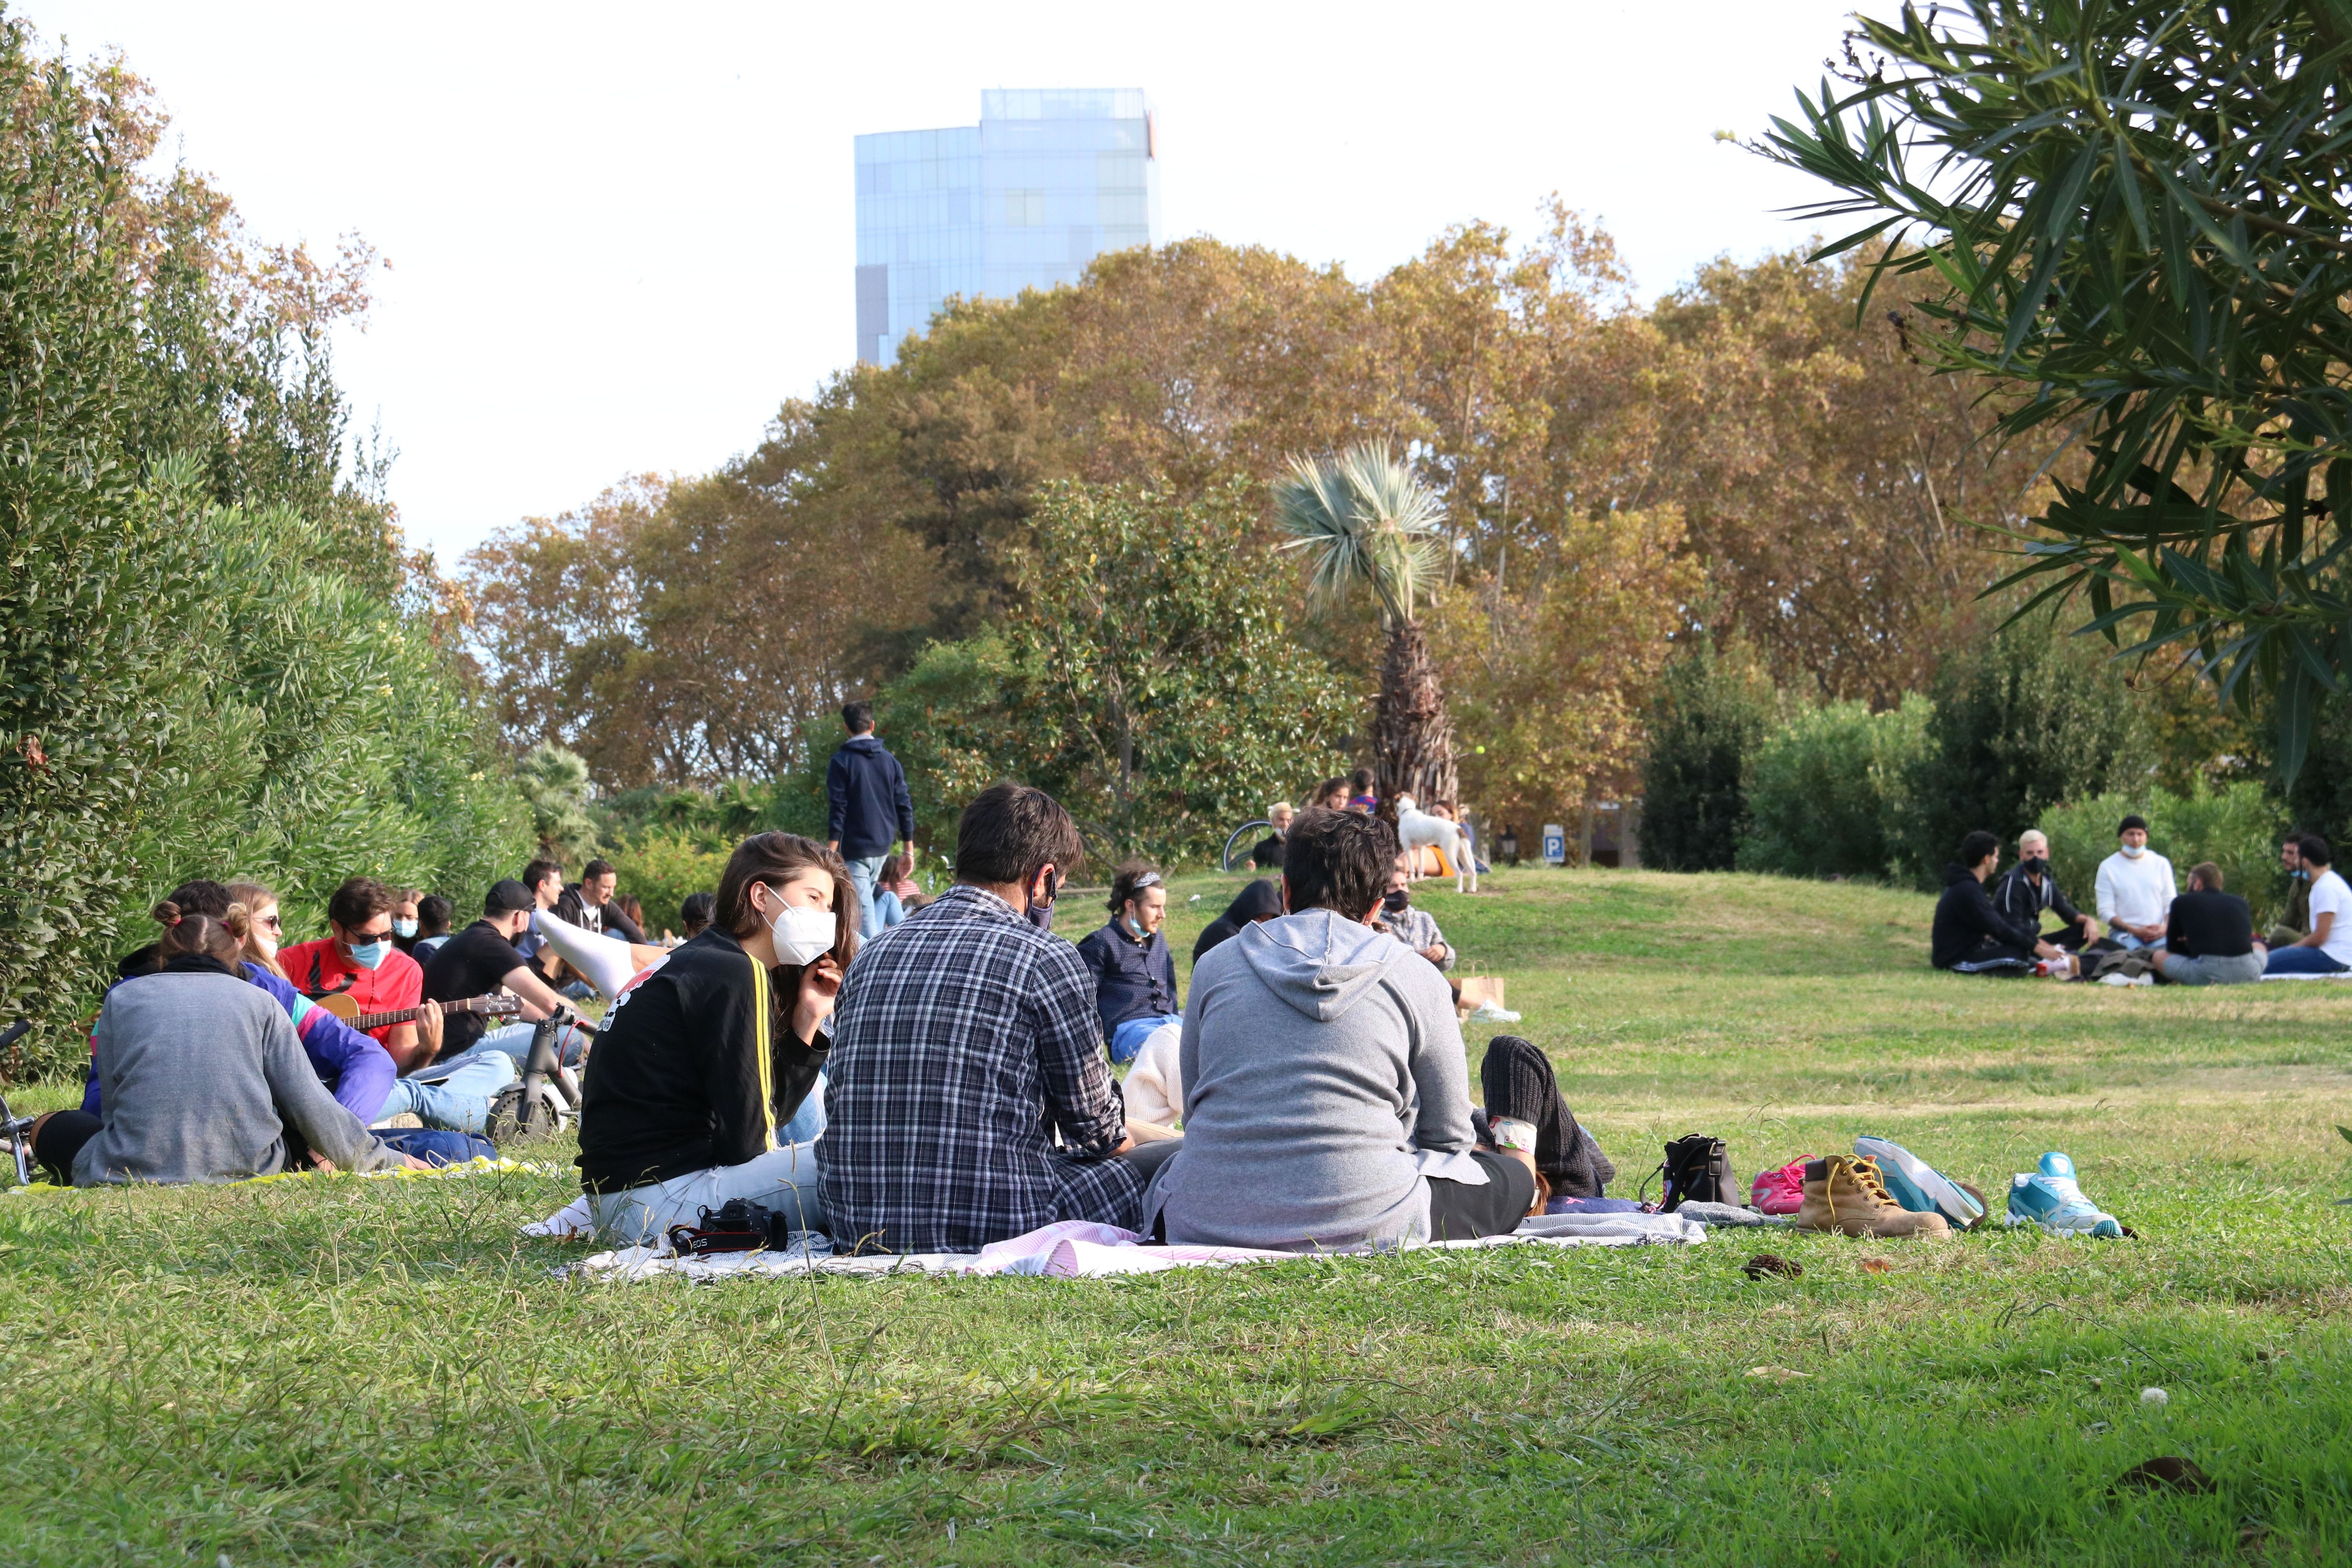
[1073,920,1180,1037]
[826,734,915,857]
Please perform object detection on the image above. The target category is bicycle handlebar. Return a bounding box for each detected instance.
[0,1021,28,1053]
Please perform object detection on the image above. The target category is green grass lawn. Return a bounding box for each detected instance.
[4,868,2349,1566]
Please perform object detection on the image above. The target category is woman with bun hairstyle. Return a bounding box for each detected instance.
[32,900,416,1185]
[92,879,400,1128]
[576,832,855,1243]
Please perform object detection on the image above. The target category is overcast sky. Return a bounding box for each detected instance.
[20,1,1879,566]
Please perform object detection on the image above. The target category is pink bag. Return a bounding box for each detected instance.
[1751,1158,1812,1215]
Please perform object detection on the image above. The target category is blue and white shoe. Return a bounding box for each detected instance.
[2004,1152,2124,1238]
[1854,1136,1985,1228]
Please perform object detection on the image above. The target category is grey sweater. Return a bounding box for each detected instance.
[76,965,400,1186]
[1143,908,1479,1249]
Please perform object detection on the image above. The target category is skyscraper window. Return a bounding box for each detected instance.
[853,89,1161,365]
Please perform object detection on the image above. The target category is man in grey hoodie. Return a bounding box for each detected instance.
[1143,808,1538,1250]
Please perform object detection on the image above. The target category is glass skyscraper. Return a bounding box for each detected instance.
[855,89,1161,365]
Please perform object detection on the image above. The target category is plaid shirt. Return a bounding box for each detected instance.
[817,885,1138,1252]
[1376,905,1454,970]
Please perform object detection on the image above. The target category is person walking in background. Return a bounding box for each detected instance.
[1074,864,1181,1066]
[1244,802,1293,871]
[2268,834,2313,949]
[1991,829,2100,951]
[1345,768,1377,815]
[826,699,916,941]
[2265,835,2352,976]
[2152,863,2264,985]
[818,783,1173,1254]
[2095,815,2176,950]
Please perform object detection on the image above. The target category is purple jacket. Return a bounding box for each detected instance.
[85,960,396,1124]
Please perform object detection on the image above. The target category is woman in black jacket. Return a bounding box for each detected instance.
[578,832,856,1243]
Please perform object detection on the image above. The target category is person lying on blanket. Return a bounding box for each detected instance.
[1140,808,1606,1250]
[575,832,852,1245]
[31,900,425,1185]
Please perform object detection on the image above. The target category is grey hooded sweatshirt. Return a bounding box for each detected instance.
[76,965,401,1186]
[1142,907,1481,1249]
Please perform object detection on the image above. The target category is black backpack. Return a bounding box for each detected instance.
[1643,1134,1735,1212]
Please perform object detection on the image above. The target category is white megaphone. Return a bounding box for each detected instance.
[531,909,668,999]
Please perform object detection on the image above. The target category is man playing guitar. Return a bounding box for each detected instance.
[279,877,430,1071]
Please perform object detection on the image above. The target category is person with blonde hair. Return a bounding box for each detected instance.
[1244,801,1294,871]
[226,880,290,979]
[33,898,420,1185]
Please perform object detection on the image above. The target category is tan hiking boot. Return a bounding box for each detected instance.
[1793,1156,1952,1240]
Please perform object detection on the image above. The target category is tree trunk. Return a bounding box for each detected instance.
[1374,618,1459,811]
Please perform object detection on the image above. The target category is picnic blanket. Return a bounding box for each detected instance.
[550,1211,1707,1282]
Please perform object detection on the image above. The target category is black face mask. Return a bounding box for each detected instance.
[1381,888,1410,913]
[2024,857,2050,876]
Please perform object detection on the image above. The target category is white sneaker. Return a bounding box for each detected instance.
[1465,1001,1522,1023]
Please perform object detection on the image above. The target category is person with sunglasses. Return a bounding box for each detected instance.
[1074,863,1182,1065]
[277,877,430,1071]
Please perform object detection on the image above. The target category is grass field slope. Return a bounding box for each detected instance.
[2,869,2346,1565]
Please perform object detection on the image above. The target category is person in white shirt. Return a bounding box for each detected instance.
[2094,814,2177,950]
[2265,834,2352,975]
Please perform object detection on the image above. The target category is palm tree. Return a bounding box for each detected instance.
[1275,442,1458,812]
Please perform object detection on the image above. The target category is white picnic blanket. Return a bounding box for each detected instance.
[549,1211,1706,1282]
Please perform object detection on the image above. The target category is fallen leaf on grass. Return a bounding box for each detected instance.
[2110,1456,2215,1495]
[1742,1253,1802,1280]
[1858,1258,1893,1274]
[1746,1366,1812,1383]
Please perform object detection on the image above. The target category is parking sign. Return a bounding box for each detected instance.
[1541,823,1567,864]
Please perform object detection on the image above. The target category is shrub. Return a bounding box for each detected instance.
[1905,628,2155,881]
[1739,696,1932,880]
[606,832,732,942]
[1636,638,1777,871]
[2035,782,2290,928]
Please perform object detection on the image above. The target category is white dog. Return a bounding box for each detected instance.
[1392,794,1478,895]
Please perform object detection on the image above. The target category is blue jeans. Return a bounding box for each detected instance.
[846,855,889,941]
[1109,1013,1182,1066]
[381,1046,519,1134]
[472,1020,592,1070]
[780,1069,827,1145]
[376,1129,499,1165]
[2265,944,2349,975]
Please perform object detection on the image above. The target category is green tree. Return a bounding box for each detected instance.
[1636,638,1778,871]
[1276,444,1457,810]
[1906,629,2155,878]
[1765,0,2352,777]
[886,481,1352,863]
[514,744,603,864]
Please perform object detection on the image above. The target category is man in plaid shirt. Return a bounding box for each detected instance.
[818,783,1170,1253]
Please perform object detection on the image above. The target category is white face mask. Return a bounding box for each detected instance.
[764,895,836,966]
[2120,843,2146,859]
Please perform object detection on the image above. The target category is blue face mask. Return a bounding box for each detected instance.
[345,938,391,971]
[392,918,418,939]
[1125,915,1150,940]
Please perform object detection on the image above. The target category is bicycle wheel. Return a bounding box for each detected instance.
[1220,819,1273,873]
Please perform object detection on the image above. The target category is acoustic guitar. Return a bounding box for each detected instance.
[313,993,522,1033]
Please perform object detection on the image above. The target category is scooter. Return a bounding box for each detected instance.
[485,1013,593,1142]
[0,1020,37,1185]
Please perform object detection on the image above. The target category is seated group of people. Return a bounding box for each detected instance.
[30,856,670,1186]
[1933,816,2352,983]
[574,786,1592,1254]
